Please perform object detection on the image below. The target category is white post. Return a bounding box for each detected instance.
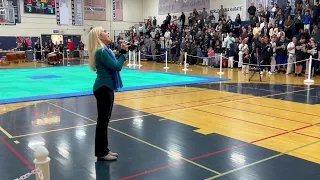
[182,53,188,71]
[34,146,50,180]
[133,50,136,66]
[127,50,132,66]
[304,56,314,84]
[137,50,142,67]
[164,51,169,69]
[217,53,224,75]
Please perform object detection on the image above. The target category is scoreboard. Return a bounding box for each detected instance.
[24,0,55,14]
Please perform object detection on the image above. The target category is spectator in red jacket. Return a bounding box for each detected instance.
[67,39,75,58]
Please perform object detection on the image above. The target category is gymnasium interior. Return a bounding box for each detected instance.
[0,0,320,179]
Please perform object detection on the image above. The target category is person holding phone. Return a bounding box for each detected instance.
[88,26,130,161]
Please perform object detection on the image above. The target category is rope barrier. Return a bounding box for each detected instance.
[185,54,310,67]
[137,49,318,84]
[140,53,166,57]
[14,167,44,180]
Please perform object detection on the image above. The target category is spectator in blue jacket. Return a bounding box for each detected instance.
[304,10,312,31]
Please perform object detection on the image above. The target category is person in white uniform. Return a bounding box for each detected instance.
[238,39,248,70]
[286,37,297,74]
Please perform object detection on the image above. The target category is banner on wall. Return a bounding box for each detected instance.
[56,0,70,25]
[210,6,243,22]
[71,0,84,25]
[158,0,210,15]
[112,0,123,21]
[16,37,32,49]
[84,0,106,21]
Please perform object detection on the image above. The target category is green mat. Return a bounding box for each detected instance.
[0,66,227,104]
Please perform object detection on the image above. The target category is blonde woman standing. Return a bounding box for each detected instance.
[88,26,129,161]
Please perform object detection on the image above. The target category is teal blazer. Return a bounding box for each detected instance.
[93,48,126,91]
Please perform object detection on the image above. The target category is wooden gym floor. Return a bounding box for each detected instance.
[0,59,320,180]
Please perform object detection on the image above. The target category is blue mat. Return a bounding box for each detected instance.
[0,66,228,104]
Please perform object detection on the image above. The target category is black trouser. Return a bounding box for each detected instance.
[93,86,114,157]
[262,57,271,71]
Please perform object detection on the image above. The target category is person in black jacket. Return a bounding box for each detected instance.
[248,3,256,20]
[181,12,185,28]
[258,36,273,74]
[214,39,223,67]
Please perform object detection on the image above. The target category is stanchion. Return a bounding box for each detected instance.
[182,53,188,71]
[34,146,50,180]
[217,53,224,75]
[132,50,136,67]
[137,50,142,67]
[304,56,314,84]
[164,51,169,69]
[127,50,132,67]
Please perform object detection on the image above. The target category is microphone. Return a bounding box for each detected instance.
[119,40,138,48]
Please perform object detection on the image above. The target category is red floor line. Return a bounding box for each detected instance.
[87,95,240,119]
[0,136,34,170]
[215,104,311,125]
[186,105,319,141]
[119,122,319,179]
[60,89,208,105]
[236,101,320,117]
[5,95,238,132]
[116,89,209,101]
[177,105,287,132]
[119,161,186,180]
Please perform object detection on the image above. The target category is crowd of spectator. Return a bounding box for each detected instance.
[116,1,320,76]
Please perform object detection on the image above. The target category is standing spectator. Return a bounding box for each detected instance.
[239,38,248,69]
[303,10,312,31]
[312,1,320,26]
[248,3,256,20]
[294,9,304,35]
[234,14,241,36]
[284,15,294,39]
[287,37,297,74]
[79,40,85,59]
[180,12,185,28]
[242,48,251,74]
[295,36,307,76]
[284,1,292,19]
[152,17,157,27]
[312,25,320,43]
[219,5,226,18]
[67,39,75,58]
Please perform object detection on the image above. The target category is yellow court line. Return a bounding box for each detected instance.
[11,114,153,138]
[10,88,313,138]
[109,127,221,175]
[46,102,96,123]
[44,103,221,175]
[0,126,13,138]
[205,138,320,180]
[47,101,152,123]
[12,123,97,138]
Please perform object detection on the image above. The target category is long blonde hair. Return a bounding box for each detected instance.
[88,26,106,71]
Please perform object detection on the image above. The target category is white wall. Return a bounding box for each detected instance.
[0,0,143,45]
[142,0,247,25]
